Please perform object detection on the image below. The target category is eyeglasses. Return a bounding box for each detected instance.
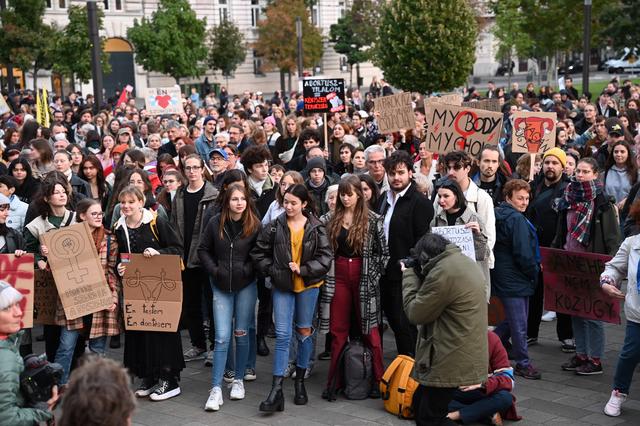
[184,166,202,172]
[89,211,104,218]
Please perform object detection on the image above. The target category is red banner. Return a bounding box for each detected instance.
[540,247,620,324]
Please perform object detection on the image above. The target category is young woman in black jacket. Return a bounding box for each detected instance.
[252,184,332,411]
[198,183,261,412]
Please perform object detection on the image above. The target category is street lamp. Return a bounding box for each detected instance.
[86,0,104,113]
[582,0,592,96]
[296,17,304,91]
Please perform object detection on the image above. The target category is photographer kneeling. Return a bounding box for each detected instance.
[401,234,488,426]
[0,281,58,425]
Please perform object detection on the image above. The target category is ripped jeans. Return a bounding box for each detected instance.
[272,287,319,376]
[211,282,257,387]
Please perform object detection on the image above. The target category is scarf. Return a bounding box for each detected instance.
[556,178,602,246]
[91,226,105,253]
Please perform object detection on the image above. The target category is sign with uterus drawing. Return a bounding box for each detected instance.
[123,254,183,332]
[511,111,557,153]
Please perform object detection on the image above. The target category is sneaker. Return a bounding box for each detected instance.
[561,339,576,353]
[317,351,331,360]
[204,387,223,411]
[204,350,213,367]
[229,380,245,400]
[514,364,541,380]
[527,337,538,346]
[604,389,627,417]
[135,378,159,397]
[149,379,181,401]
[541,311,556,322]
[561,355,587,371]
[283,363,296,378]
[490,412,503,426]
[576,360,603,375]
[183,346,206,362]
[223,369,235,383]
[244,368,256,381]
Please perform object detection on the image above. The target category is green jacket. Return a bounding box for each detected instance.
[402,244,488,388]
[0,332,52,426]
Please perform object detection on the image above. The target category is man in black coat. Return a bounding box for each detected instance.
[377,150,434,356]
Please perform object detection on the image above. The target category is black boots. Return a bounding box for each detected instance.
[257,336,270,356]
[259,375,284,412]
[293,367,308,405]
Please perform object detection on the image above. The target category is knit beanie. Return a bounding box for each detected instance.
[0,281,23,311]
[543,147,567,168]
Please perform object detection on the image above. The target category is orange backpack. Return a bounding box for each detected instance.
[379,354,419,419]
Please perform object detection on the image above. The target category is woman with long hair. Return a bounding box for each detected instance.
[264,116,281,160]
[113,185,184,401]
[329,122,353,164]
[413,141,437,182]
[199,184,261,411]
[604,140,638,209]
[2,127,19,148]
[335,143,355,175]
[8,158,41,204]
[358,174,381,210]
[262,171,305,224]
[18,120,39,149]
[66,143,84,175]
[275,115,300,165]
[107,118,121,138]
[29,138,54,179]
[156,169,185,214]
[110,168,168,227]
[98,133,116,174]
[320,175,389,400]
[252,184,332,411]
[78,155,112,211]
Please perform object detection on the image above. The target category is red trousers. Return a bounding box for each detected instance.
[326,257,384,388]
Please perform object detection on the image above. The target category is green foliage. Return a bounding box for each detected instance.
[255,0,323,73]
[127,0,207,83]
[600,0,640,50]
[207,19,247,77]
[52,5,111,84]
[330,0,380,65]
[373,0,477,93]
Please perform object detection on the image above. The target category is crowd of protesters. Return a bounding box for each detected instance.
[1,75,640,425]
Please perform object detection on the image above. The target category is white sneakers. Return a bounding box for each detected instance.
[541,311,557,322]
[230,380,245,400]
[604,389,627,417]
[205,387,223,411]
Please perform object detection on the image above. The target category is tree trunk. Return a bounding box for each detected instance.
[349,63,353,88]
[32,67,39,91]
[280,69,286,94]
[287,71,292,94]
[6,62,15,93]
[546,55,556,87]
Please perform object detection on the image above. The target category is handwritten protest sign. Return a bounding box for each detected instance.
[540,247,620,324]
[0,95,12,115]
[40,222,112,320]
[33,270,57,325]
[511,111,556,154]
[374,92,414,133]
[303,78,346,113]
[123,254,182,332]
[0,254,34,328]
[425,104,503,155]
[462,98,501,112]
[144,87,184,116]
[431,226,476,260]
[425,94,463,106]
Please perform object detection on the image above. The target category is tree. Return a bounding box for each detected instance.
[127,0,207,84]
[207,19,246,78]
[373,0,477,93]
[52,5,111,88]
[600,0,640,51]
[255,0,323,90]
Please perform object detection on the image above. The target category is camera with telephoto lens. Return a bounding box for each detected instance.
[20,354,63,407]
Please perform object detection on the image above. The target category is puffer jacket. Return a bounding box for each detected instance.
[198,214,259,292]
[251,212,332,292]
[0,331,52,425]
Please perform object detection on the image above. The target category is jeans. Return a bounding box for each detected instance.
[494,297,530,368]
[272,286,319,376]
[181,267,207,350]
[572,316,604,359]
[223,308,257,372]
[211,282,257,387]
[448,389,513,424]
[257,277,273,338]
[380,277,417,356]
[613,320,640,394]
[55,328,107,384]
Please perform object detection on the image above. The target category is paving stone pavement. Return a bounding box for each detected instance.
[36,318,640,425]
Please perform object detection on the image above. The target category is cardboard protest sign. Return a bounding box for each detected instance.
[540,247,620,324]
[144,87,184,116]
[488,296,506,326]
[40,222,112,320]
[431,226,476,260]
[461,98,501,112]
[373,92,414,133]
[123,254,182,332]
[0,254,34,328]
[33,270,58,325]
[303,78,346,113]
[0,95,12,115]
[425,104,502,155]
[511,111,556,154]
[425,94,463,106]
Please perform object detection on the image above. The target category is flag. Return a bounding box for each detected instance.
[36,88,50,128]
[115,85,133,108]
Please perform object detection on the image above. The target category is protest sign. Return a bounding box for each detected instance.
[0,94,13,115]
[431,226,476,260]
[144,87,184,116]
[461,98,501,112]
[425,104,502,155]
[123,254,182,332]
[488,296,505,326]
[540,247,620,324]
[40,222,112,320]
[374,92,414,133]
[33,270,58,325]
[0,254,34,328]
[425,94,463,106]
[303,78,346,113]
[511,111,556,154]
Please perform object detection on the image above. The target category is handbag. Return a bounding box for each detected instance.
[278,137,299,163]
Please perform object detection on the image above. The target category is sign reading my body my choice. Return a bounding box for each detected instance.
[303,78,346,113]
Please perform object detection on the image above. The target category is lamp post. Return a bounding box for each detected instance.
[296,17,304,91]
[582,0,592,96]
[86,0,103,113]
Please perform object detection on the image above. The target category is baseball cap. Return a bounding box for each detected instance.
[209,148,228,161]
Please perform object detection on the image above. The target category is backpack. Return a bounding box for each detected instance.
[379,354,419,419]
[327,338,373,400]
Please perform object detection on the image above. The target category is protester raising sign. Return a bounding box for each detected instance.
[425,104,503,155]
[461,98,501,112]
[0,254,35,328]
[374,92,414,133]
[123,254,183,332]
[540,247,620,324]
[303,78,346,113]
[145,87,184,116]
[511,111,557,154]
[431,226,476,260]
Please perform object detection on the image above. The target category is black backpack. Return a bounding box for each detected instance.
[328,338,373,400]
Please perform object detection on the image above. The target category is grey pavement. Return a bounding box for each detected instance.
[36,317,640,425]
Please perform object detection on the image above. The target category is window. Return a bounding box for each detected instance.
[251,0,260,27]
[115,0,122,10]
[253,50,264,76]
[103,0,109,9]
[311,5,318,26]
[45,0,52,8]
[104,0,123,10]
[339,1,345,17]
[219,0,228,22]
[58,0,65,8]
